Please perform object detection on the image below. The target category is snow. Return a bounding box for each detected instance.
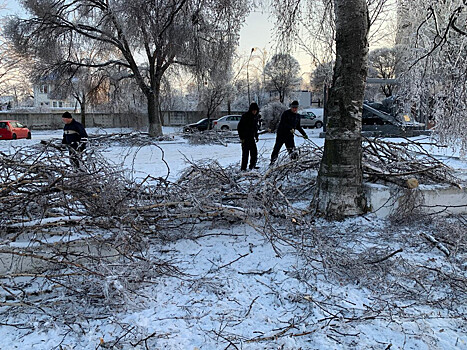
[0,127,465,349]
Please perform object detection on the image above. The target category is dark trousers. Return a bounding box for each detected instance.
[270,133,295,163]
[68,147,84,169]
[241,138,258,170]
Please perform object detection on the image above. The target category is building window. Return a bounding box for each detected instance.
[40,84,48,94]
[59,101,63,107]
[53,101,57,107]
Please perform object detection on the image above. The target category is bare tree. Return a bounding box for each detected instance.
[368,46,401,97]
[396,0,467,151]
[263,53,301,103]
[33,39,113,126]
[6,0,247,136]
[197,30,237,120]
[272,0,395,72]
[310,60,333,98]
[312,0,370,218]
[271,0,369,218]
[0,15,32,106]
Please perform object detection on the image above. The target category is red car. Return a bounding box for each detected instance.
[0,120,31,140]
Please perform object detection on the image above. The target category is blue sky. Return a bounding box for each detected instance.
[1,1,25,16]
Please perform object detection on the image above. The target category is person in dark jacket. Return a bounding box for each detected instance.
[237,102,260,171]
[270,100,308,165]
[61,112,88,168]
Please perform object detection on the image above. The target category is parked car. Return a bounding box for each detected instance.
[183,118,217,133]
[362,102,428,137]
[213,115,241,131]
[299,109,324,128]
[0,120,31,140]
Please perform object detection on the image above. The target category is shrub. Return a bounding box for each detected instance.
[260,101,287,131]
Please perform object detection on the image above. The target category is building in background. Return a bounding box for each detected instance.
[291,90,312,108]
[32,77,77,111]
[0,96,15,111]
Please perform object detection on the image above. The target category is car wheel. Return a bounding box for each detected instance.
[12,133,17,140]
[221,125,229,131]
[315,121,323,128]
[27,132,31,139]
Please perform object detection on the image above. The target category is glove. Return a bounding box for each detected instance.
[291,129,295,134]
[303,134,309,140]
[240,139,245,144]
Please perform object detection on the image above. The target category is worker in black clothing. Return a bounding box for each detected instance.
[270,100,308,165]
[61,112,88,169]
[237,102,260,171]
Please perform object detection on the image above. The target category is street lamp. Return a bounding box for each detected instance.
[247,47,255,105]
[248,47,267,106]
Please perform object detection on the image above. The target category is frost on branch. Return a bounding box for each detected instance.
[0,134,465,348]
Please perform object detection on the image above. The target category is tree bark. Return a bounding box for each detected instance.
[313,0,370,218]
[80,93,86,128]
[147,87,163,137]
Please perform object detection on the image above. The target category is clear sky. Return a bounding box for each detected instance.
[1,1,24,16]
[238,10,313,82]
[239,10,275,54]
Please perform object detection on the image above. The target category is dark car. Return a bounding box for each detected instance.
[362,102,428,137]
[183,118,217,133]
[0,120,31,140]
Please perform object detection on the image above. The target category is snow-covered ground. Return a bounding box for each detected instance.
[0,127,465,349]
[17,126,324,180]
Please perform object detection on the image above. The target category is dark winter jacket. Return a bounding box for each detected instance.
[277,109,306,137]
[62,119,88,151]
[237,111,259,141]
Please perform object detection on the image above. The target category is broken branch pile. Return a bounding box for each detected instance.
[0,133,464,348]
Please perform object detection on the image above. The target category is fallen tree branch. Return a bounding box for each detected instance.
[421,233,450,257]
[368,248,404,264]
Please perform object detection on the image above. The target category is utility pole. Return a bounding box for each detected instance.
[247,47,254,105]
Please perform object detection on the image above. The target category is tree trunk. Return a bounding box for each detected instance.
[313,0,369,219]
[80,93,86,128]
[147,87,163,137]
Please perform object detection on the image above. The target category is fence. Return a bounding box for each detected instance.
[0,110,245,130]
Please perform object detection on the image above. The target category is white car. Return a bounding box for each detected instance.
[299,108,324,128]
[213,115,242,131]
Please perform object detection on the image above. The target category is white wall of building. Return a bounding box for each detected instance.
[33,83,77,110]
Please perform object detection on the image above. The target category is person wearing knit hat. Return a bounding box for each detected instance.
[61,112,88,169]
[270,100,308,165]
[237,102,260,171]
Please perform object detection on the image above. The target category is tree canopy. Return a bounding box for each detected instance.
[6,0,248,136]
[263,53,301,104]
[397,0,467,152]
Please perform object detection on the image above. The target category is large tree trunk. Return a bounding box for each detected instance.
[147,88,163,137]
[80,93,86,128]
[313,0,370,219]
